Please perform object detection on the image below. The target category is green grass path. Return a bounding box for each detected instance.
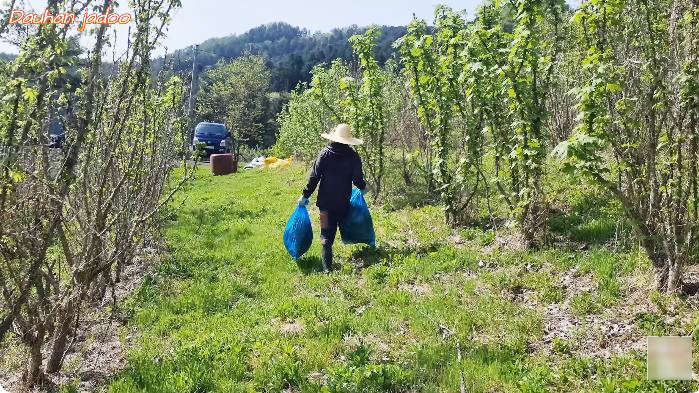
[108,166,696,393]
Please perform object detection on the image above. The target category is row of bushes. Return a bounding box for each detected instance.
[273,0,699,293]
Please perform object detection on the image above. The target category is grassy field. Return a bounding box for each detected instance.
[106,165,699,392]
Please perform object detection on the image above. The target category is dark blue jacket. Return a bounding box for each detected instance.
[303,143,366,214]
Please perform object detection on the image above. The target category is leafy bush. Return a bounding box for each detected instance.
[274,60,348,161]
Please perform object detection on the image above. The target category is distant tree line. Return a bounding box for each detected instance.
[0,22,412,150]
[154,22,408,92]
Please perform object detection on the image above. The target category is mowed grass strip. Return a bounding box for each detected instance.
[108,166,697,393]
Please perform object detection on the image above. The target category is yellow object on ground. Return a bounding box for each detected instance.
[269,158,292,169]
[264,156,278,166]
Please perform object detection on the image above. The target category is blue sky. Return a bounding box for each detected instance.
[1,0,485,54]
[165,0,482,50]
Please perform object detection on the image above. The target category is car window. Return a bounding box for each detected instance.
[49,120,64,136]
[196,123,227,136]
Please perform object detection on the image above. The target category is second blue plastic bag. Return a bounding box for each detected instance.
[339,189,376,247]
[283,205,313,260]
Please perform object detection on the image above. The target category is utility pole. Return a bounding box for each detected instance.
[186,44,199,146]
[187,44,199,118]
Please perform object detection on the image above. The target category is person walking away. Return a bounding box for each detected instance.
[298,124,367,273]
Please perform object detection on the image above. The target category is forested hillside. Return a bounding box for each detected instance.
[155,22,407,91]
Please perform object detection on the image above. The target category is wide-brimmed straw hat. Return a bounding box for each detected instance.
[321,124,364,145]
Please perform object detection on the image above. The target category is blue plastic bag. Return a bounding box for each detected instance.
[339,189,376,247]
[283,205,313,260]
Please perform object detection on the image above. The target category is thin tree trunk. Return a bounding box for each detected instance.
[26,329,45,386]
[667,258,683,293]
[654,262,669,292]
[45,297,77,373]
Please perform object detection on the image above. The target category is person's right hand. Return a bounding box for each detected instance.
[298,195,309,207]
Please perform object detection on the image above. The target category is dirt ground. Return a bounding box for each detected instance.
[0,250,156,393]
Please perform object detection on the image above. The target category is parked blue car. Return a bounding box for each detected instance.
[48,119,66,148]
[192,122,233,156]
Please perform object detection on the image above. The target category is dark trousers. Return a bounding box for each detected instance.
[318,209,345,270]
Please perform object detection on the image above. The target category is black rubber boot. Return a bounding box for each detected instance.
[321,243,333,273]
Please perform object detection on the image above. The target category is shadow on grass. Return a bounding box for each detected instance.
[684,282,699,296]
[682,268,699,296]
[548,193,628,247]
[349,246,383,269]
[348,243,439,270]
[295,242,442,275]
[381,187,440,212]
[296,247,392,275]
[296,255,323,275]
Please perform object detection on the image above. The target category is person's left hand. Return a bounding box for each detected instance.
[298,195,309,207]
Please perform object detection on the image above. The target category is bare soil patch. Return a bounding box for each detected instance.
[533,266,699,359]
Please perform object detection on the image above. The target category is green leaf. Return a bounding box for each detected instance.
[23,87,38,101]
[9,170,26,183]
[411,46,423,57]
[606,83,622,93]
